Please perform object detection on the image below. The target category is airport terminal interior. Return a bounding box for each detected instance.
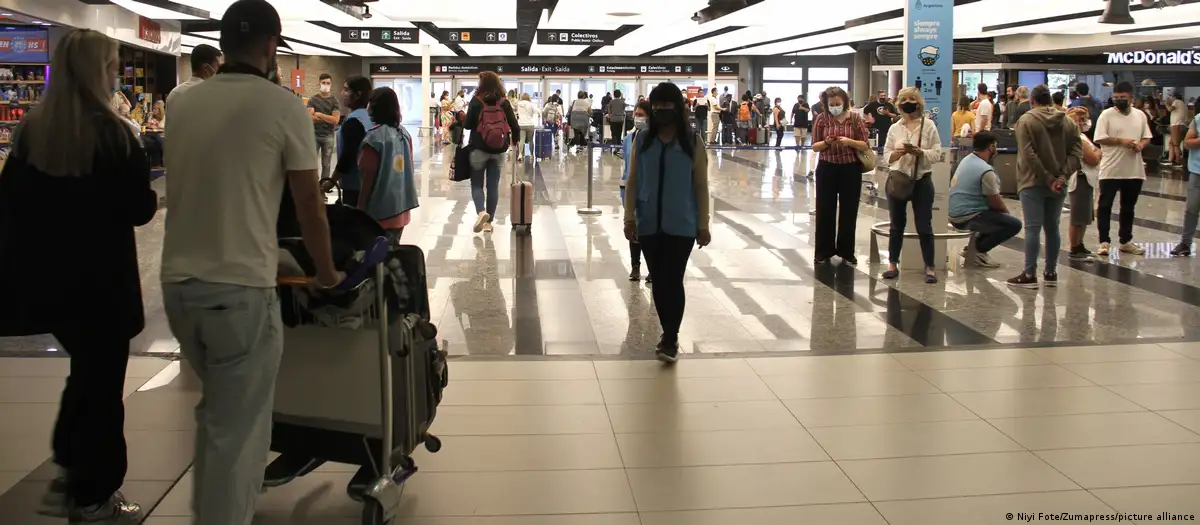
[5,0,1200,523]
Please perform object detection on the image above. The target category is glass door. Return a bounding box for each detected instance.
[548,80,569,103]
[457,78,479,99]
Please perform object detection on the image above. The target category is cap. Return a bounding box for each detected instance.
[220,0,290,50]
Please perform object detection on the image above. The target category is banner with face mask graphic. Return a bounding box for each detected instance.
[905,0,952,146]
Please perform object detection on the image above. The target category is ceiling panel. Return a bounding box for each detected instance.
[458,44,519,56]
[192,29,349,56]
[791,46,857,56]
[371,0,518,27]
[529,41,589,56]
[544,0,709,27]
[282,22,399,57]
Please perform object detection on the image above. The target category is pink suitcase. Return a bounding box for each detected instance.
[510,155,533,232]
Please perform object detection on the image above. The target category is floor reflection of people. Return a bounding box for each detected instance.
[511,233,544,355]
[809,264,858,351]
[449,237,513,354]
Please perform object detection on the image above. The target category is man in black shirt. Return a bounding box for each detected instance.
[863,90,898,142]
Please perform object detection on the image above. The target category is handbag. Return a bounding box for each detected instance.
[853,114,877,172]
[450,144,473,182]
[885,117,924,200]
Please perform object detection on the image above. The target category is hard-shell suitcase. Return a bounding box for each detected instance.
[534,127,553,159]
[747,126,760,145]
[755,126,769,145]
[510,155,534,232]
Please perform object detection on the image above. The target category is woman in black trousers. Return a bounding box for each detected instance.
[0,29,157,521]
[811,86,871,265]
[623,83,711,364]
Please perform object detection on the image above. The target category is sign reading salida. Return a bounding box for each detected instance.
[1106,50,1200,65]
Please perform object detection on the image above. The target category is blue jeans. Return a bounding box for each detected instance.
[163,281,283,525]
[952,210,1022,253]
[888,175,935,267]
[469,149,504,218]
[1019,185,1065,276]
[1181,173,1200,247]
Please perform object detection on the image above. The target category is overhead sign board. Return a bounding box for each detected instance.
[369,62,739,76]
[440,29,512,44]
[1106,50,1200,65]
[536,30,617,46]
[342,28,419,44]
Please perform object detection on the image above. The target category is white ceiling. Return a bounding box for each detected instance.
[138,0,1200,58]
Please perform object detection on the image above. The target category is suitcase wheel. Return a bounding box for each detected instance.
[425,434,442,453]
[362,499,385,525]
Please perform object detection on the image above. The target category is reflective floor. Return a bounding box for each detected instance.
[2,134,1200,522]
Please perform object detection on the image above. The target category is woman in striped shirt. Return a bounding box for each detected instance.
[811,86,871,265]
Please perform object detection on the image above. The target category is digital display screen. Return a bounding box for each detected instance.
[0,28,49,64]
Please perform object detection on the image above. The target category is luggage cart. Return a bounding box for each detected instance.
[274,263,441,525]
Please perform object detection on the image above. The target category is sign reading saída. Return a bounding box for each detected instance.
[342,28,419,44]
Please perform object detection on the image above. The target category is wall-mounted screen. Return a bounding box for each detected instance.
[0,28,49,64]
[1017,70,1047,91]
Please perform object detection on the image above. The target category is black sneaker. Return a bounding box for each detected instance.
[1043,272,1058,287]
[645,274,653,284]
[655,338,679,364]
[1068,246,1095,261]
[1006,273,1039,289]
[629,266,641,282]
[842,256,859,266]
[1171,243,1192,257]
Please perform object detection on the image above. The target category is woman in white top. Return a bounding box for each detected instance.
[1168,93,1189,167]
[515,92,538,161]
[882,86,942,283]
[1065,107,1102,260]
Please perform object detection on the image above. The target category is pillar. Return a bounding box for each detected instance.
[707,43,716,94]
[853,48,872,105]
[420,44,431,137]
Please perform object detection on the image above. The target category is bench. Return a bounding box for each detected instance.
[868,221,979,267]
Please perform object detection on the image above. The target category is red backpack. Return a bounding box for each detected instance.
[476,100,511,149]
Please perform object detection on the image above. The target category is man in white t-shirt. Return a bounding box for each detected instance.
[1093,81,1152,256]
[161,2,342,523]
[705,87,720,144]
[167,44,221,107]
[975,83,993,132]
[1168,93,1189,167]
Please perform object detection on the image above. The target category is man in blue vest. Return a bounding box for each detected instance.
[948,131,1022,268]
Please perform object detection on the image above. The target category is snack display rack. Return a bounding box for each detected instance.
[0,62,45,170]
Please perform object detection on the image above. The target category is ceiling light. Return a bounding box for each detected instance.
[606,12,639,17]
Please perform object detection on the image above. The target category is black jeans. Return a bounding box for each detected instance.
[888,175,936,267]
[52,329,131,506]
[609,122,624,145]
[952,210,1023,253]
[814,161,863,261]
[774,126,785,147]
[639,233,695,341]
[1097,178,1144,244]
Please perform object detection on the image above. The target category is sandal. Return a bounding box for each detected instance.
[882,268,899,280]
[924,272,938,284]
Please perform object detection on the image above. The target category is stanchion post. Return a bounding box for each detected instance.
[578,142,601,216]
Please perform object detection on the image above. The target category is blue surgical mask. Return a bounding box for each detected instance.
[828,105,844,116]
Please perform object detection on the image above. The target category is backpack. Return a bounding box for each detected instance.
[569,102,590,131]
[738,102,751,121]
[542,103,559,123]
[476,100,510,149]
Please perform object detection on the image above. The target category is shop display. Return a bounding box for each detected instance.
[0,64,46,105]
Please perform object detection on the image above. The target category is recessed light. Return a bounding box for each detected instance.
[606,12,638,17]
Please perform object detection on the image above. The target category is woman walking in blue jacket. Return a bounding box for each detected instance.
[623,83,711,363]
[621,100,652,281]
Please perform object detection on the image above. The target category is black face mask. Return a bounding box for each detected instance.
[652,108,678,126]
[899,102,919,114]
[1114,99,1130,111]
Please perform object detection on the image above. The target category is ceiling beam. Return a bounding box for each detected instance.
[278,35,357,57]
[577,24,641,57]
[78,0,209,19]
[307,21,411,57]
[641,25,747,57]
[982,0,1200,33]
[413,22,468,57]
[515,0,556,57]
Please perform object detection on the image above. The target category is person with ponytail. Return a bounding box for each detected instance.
[622,82,711,364]
[359,87,418,242]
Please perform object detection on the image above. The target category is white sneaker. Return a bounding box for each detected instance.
[1096,242,1111,256]
[68,492,142,523]
[473,211,490,233]
[1119,242,1145,255]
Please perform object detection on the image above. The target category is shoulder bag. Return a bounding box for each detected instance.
[885,117,924,200]
[855,114,877,172]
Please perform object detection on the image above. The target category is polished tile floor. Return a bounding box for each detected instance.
[2,135,1200,522]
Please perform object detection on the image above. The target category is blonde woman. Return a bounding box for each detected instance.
[0,29,155,521]
[882,86,942,283]
[516,92,538,161]
[1065,106,1102,260]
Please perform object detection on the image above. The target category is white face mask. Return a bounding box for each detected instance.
[320,84,332,94]
[1082,119,1092,133]
[828,105,844,116]
[634,116,649,130]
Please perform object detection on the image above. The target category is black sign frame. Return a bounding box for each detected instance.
[369,62,740,76]
[341,27,419,44]
[439,29,514,45]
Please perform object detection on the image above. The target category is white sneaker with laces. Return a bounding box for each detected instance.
[1119,242,1145,255]
[69,492,142,524]
[1096,242,1111,256]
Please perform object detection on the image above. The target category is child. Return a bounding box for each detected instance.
[621,101,653,282]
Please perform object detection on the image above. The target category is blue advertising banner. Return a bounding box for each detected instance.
[905,0,953,146]
[0,29,49,64]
